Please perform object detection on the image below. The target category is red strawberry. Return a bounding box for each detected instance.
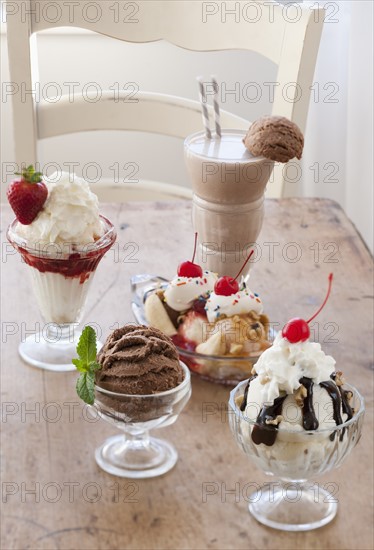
[7,165,48,225]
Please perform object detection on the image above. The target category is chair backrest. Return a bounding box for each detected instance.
[6,0,325,198]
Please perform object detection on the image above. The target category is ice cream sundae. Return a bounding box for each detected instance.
[6,167,116,370]
[234,274,360,474]
[229,274,364,530]
[144,240,270,382]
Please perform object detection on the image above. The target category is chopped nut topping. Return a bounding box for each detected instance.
[229,343,244,355]
[235,395,244,408]
[155,289,165,300]
[265,415,283,426]
[346,390,353,403]
[335,371,345,386]
[294,384,307,407]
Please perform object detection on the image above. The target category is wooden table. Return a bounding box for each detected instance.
[1,199,373,550]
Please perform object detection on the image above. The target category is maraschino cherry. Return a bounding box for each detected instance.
[214,250,254,296]
[282,273,333,343]
[177,233,203,278]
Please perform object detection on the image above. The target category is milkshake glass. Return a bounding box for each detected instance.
[184,130,274,278]
[7,215,116,372]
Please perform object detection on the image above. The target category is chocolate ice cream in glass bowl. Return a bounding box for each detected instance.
[6,169,116,372]
[73,324,191,478]
[228,275,365,531]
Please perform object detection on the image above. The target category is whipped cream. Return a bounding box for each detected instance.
[205,286,263,323]
[16,172,103,247]
[253,332,336,404]
[164,270,217,312]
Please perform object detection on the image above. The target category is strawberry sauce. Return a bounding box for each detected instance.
[15,245,111,284]
[8,216,116,284]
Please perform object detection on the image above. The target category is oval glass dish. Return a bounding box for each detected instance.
[131,274,273,386]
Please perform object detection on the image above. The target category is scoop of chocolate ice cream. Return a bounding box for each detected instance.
[243,116,304,162]
[96,324,183,395]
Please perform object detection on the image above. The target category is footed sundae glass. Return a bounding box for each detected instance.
[7,216,116,372]
[93,362,191,478]
[228,380,365,531]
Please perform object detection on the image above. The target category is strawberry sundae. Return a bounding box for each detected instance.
[144,238,270,382]
[6,167,116,371]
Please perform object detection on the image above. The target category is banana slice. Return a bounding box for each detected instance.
[196,331,226,356]
[145,293,177,337]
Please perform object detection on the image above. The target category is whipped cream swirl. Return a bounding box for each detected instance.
[16,172,103,247]
[164,270,217,312]
[205,286,263,323]
[253,332,336,404]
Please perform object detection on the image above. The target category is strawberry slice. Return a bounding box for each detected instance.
[7,165,48,225]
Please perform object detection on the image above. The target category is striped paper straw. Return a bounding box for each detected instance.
[197,77,212,139]
[211,76,221,138]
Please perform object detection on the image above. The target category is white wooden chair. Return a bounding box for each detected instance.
[6,0,325,200]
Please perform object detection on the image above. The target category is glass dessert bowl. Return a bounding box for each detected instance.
[229,380,365,531]
[7,215,116,371]
[73,324,192,479]
[93,361,191,478]
[131,273,273,385]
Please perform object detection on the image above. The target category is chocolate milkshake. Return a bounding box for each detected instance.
[184,129,274,278]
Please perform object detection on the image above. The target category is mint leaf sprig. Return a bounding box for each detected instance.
[72,326,101,405]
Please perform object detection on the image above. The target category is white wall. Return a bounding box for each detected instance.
[346,1,373,253]
[302,0,373,252]
[1,1,373,251]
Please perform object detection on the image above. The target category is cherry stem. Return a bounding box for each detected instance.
[234,249,254,281]
[191,232,198,264]
[307,273,333,324]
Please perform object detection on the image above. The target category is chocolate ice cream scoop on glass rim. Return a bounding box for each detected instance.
[243,115,304,163]
[73,324,191,478]
[228,274,365,531]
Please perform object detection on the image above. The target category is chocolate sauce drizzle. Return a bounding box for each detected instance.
[299,377,319,431]
[241,372,350,447]
[240,375,257,412]
[251,395,288,447]
[340,389,354,421]
[330,372,353,421]
[320,379,344,441]
[319,380,343,426]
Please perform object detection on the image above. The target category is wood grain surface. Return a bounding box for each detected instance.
[1,199,373,550]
